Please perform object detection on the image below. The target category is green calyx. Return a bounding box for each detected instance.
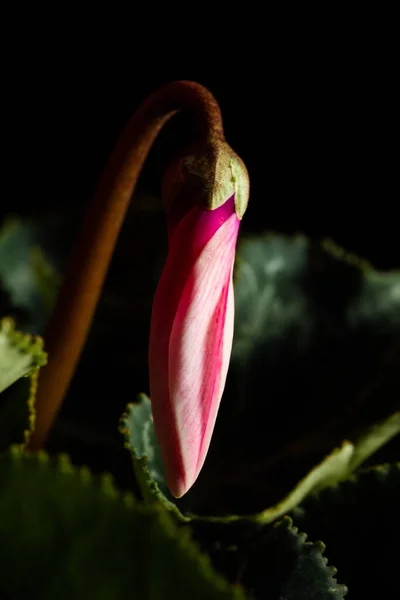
[206,143,250,219]
[162,141,250,221]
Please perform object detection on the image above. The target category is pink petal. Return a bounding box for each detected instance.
[148,196,239,498]
[168,218,238,497]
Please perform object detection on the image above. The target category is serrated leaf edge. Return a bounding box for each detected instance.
[23,369,39,446]
[274,516,348,597]
[0,317,47,374]
[119,401,189,522]
[3,445,246,599]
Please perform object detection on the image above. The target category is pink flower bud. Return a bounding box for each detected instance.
[149,149,248,498]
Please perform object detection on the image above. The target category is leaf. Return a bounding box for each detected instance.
[0,446,247,600]
[0,217,59,334]
[291,462,400,598]
[0,374,38,450]
[240,516,347,599]
[346,411,400,470]
[254,411,400,524]
[120,394,188,521]
[119,404,399,526]
[188,515,348,599]
[0,317,46,394]
[0,318,46,448]
[233,234,399,435]
[184,234,400,515]
[119,393,348,523]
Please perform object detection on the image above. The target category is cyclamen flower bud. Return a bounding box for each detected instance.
[149,144,249,497]
[27,80,249,464]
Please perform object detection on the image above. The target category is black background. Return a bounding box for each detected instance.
[2,32,397,269]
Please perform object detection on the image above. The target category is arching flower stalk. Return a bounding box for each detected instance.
[28,81,249,498]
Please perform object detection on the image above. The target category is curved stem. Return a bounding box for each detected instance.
[28,81,225,450]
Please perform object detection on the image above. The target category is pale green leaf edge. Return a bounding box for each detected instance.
[0,317,47,393]
[253,411,399,525]
[0,318,47,444]
[119,397,189,523]
[23,370,40,445]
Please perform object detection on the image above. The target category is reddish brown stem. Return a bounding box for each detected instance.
[28,81,225,450]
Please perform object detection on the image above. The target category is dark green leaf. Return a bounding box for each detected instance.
[240,516,347,599]
[0,218,59,334]
[232,234,399,442]
[0,447,247,600]
[291,462,400,598]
